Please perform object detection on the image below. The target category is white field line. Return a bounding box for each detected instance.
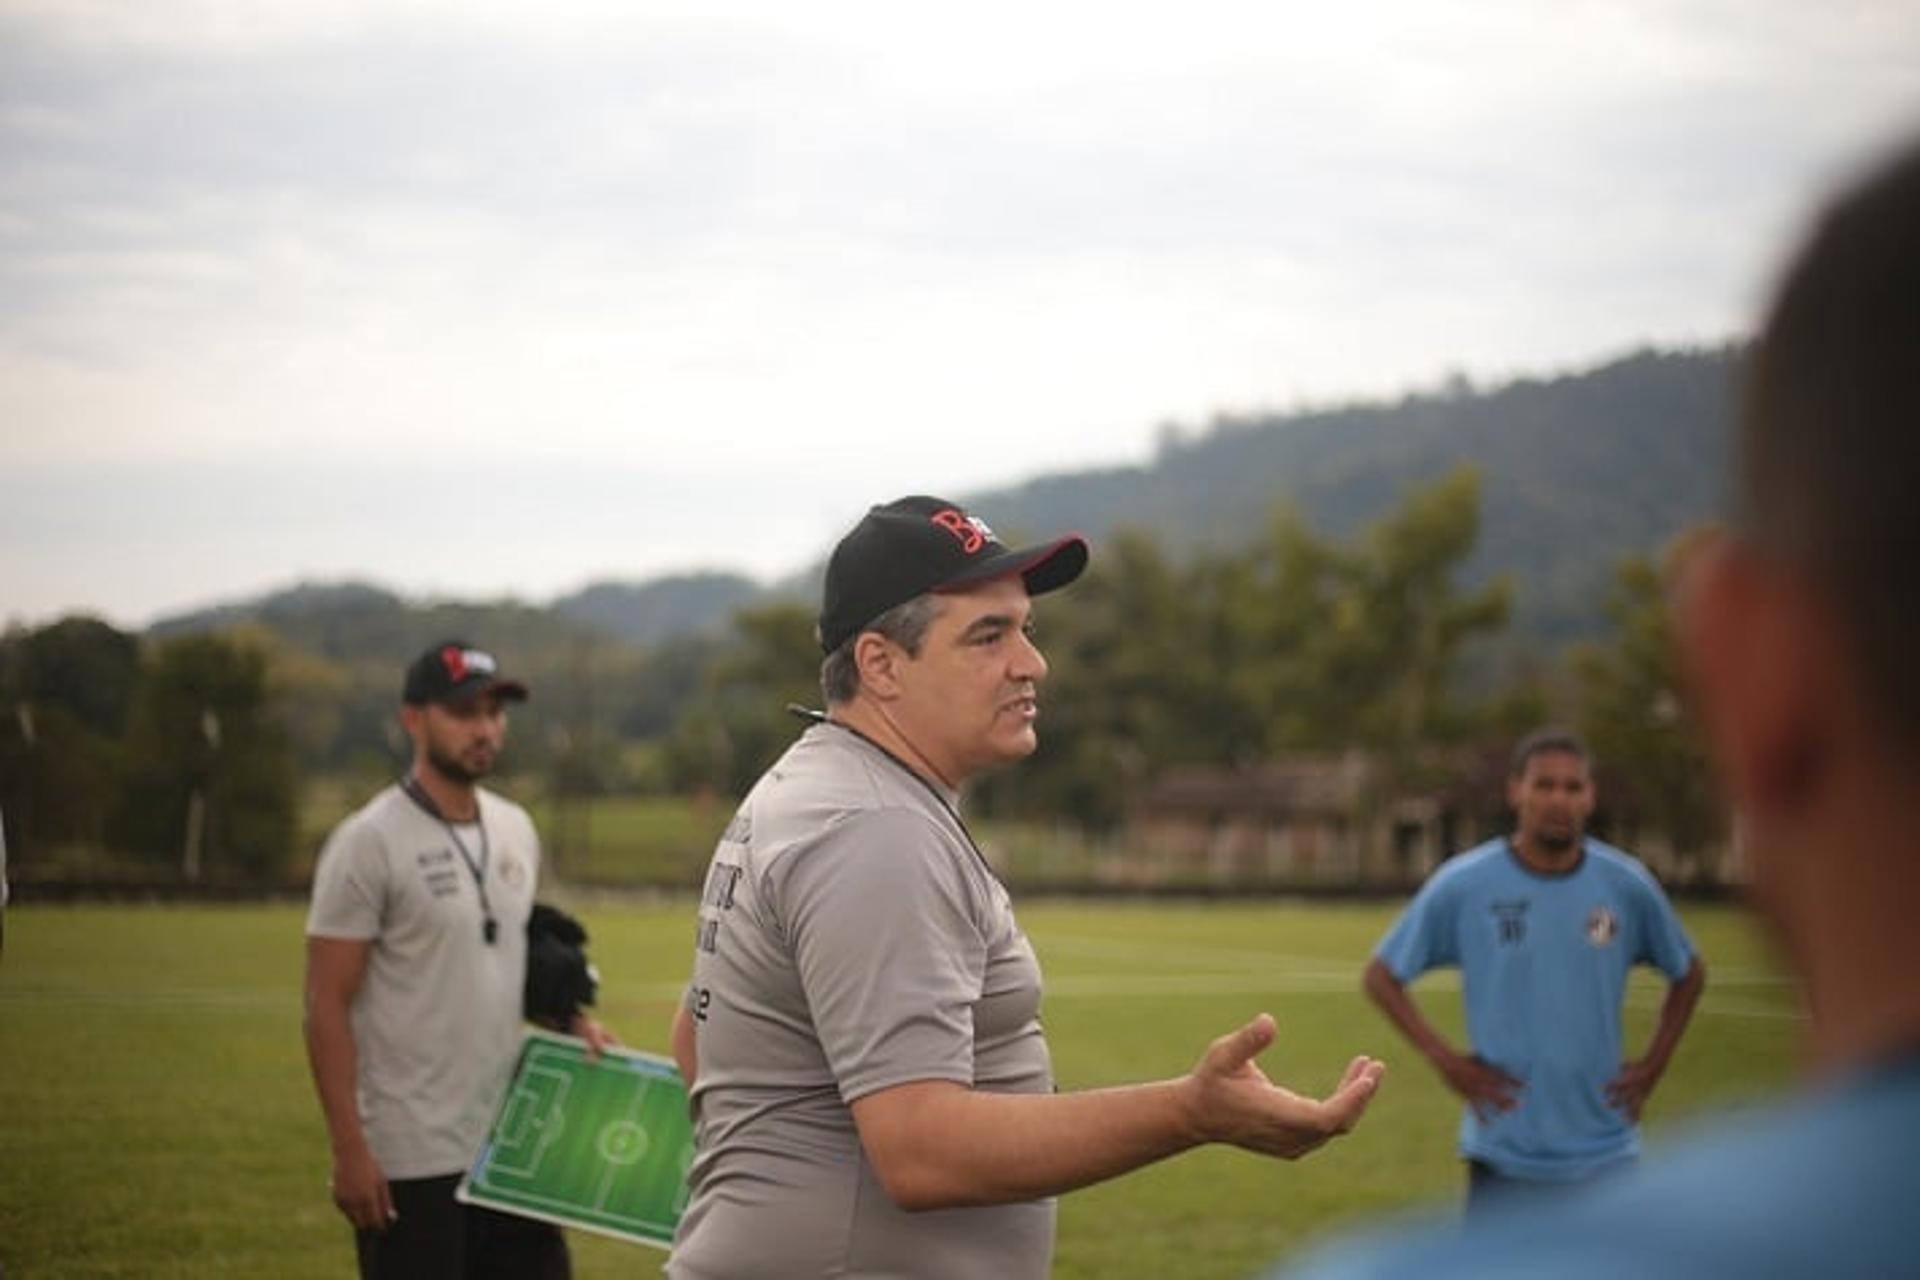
[1037,933,1354,973]
[0,987,297,1010]
[0,982,698,1009]
[1046,972,1352,997]
[1623,992,1806,1021]
[0,946,1800,1024]
[1032,934,1803,1021]
[1035,933,1795,987]
[1039,971,1803,1020]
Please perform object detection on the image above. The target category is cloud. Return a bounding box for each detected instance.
[2,0,1918,621]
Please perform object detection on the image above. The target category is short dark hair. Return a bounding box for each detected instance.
[1741,135,1920,746]
[819,594,942,706]
[1509,728,1590,779]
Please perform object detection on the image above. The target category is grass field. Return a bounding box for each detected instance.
[0,899,1800,1278]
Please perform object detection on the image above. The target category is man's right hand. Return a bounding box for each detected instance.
[1434,1049,1522,1121]
[330,1141,395,1231]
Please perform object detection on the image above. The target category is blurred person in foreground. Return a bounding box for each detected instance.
[1280,133,1920,1278]
[304,641,610,1280]
[665,495,1387,1280]
[1362,728,1704,1215]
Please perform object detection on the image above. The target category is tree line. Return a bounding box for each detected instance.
[0,623,296,879]
[658,468,1722,864]
[1,469,1723,884]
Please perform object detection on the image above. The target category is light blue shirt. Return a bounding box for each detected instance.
[1277,1054,1920,1280]
[1375,838,1694,1180]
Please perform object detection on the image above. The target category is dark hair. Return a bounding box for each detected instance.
[1509,728,1590,779]
[1742,136,1920,744]
[819,594,942,706]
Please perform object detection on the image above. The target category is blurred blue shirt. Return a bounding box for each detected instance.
[1375,838,1695,1180]
[1276,1053,1920,1279]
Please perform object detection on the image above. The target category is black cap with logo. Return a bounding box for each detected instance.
[401,641,530,707]
[817,495,1089,653]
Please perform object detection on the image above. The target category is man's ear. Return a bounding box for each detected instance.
[1676,535,1837,818]
[853,632,903,700]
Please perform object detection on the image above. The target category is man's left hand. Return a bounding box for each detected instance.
[1181,1014,1386,1160]
[569,1011,618,1060]
[1605,1057,1663,1121]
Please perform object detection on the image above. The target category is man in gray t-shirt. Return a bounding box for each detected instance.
[668,496,1389,1280]
[304,641,611,1280]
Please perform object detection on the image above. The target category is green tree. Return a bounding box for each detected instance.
[12,616,142,736]
[1314,469,1512,768]
[982,470,1511,825]
[1573,536,1725,879]
[1182,469,1508,769]
[109,633,298,880]
[235,621,355,768]
[975,529,1198,825]
[0,617,141,861]
[663,604,820,797]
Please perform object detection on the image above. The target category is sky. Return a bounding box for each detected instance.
[4,0,1918,629]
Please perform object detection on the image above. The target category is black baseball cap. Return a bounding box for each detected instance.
[817,495,1089,653]
[402,641,530,707]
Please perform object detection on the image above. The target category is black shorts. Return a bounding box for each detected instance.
[1465,1158,1634,1219]
[354,1172,569,1280]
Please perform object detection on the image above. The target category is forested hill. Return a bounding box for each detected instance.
[147,345,1737,658]
[149,573,759,656]
[969,345,1738,649]
[550,572,760,647]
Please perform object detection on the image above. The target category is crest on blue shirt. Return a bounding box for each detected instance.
[1585,905,1619,946]
[1491,899,1528,945]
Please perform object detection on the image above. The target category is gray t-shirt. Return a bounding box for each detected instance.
[306,784,541,1180]
[669,722,1055,1280]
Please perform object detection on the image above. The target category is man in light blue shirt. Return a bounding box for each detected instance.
[1281,132,1920,1279]
[1363,729,1705,1211]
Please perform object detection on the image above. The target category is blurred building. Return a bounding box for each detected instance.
[1124,747,1736,890]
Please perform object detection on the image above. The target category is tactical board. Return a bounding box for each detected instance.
[457,1030,695,1249]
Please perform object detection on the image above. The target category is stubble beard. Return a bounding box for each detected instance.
[426,742,490,786]
[1535,828,1578,854]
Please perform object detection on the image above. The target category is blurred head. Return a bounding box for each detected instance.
[399,641,528,786]
[401,641,529,710]
[1679,136,1920,928]
[404,695,510,785]
[1506,729,1595,857]
[1736,139,1920,752]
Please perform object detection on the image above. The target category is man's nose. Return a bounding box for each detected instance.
[1011,629,1049,682]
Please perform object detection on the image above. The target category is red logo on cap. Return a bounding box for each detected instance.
[930,508,987,554]
[440,646,469,681]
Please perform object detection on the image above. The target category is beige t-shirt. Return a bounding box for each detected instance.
[306,784,541,1179]
[669,722,1055,1280]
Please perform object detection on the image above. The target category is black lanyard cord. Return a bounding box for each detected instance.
[784,705,998,880]
[400,775,498,945]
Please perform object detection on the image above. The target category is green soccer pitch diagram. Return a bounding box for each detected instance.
[457,1030,695,1249]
